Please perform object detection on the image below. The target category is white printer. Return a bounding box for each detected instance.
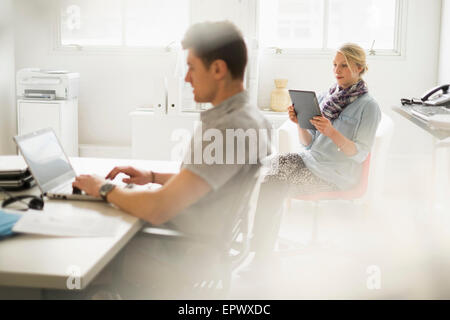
[16,68,80,156]
[16,68,79,100]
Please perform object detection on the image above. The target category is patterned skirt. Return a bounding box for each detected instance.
[264,153,337,196]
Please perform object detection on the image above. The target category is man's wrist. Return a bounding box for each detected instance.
[149,171,155,184]
[99,183,116,201]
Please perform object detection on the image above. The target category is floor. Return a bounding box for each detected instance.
[228,194,450,299]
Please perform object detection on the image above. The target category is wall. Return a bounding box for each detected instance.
[13,0,254,150]
[259,0,442,156]
[0,0,16,154]
[13,0,442,158]
[439,0,450,84]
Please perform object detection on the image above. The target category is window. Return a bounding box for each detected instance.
[59,0,189,48]
[259,0,403,55]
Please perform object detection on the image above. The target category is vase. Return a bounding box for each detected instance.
[270,79,291,112]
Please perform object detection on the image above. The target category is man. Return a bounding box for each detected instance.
[73,21,272,298]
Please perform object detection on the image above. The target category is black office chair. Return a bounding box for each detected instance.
[130,166,262,299]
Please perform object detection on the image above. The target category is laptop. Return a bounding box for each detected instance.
[0,155,28,178]
[14,128,102,201]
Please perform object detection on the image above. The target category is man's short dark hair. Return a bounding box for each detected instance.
[181,21,247,80]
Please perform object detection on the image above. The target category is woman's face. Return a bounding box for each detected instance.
[333,52,362,89]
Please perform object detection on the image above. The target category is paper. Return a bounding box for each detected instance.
[12,209,119,238]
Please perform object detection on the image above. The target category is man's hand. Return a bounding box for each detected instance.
[105,166,153,185]
[288,105,298,124]
[310,116,336,137]
[72,174,106,197]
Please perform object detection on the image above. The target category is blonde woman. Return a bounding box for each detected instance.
[248,43,381,272]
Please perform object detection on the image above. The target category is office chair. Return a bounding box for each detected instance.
[276,113,394,252]
[134,167,263,299]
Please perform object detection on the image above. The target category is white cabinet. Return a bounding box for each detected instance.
[130,110,288,161]
[17,99,79,156]
[131,111,199,160]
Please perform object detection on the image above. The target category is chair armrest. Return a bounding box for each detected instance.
[277,120,301,154]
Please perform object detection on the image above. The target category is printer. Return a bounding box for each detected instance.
[16,68,80,157]
[16,68,79,100]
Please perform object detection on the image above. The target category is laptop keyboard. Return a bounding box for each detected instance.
[51,180,75,194]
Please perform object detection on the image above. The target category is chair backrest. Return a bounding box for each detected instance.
[221,166,263,269]
[277,120,301,154]
[367,112,394,201]
[189,166,262,298]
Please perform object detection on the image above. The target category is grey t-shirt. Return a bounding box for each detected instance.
[169,91,273,240]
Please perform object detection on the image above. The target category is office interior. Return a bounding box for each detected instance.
[0,0,450,299]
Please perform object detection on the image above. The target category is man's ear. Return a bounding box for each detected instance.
[210,59,228,80]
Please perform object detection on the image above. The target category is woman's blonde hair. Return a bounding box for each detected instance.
[337,43,368,77]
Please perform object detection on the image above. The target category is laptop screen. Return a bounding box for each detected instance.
[15,128,75,192]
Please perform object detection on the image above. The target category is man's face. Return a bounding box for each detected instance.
[184,49,218,103]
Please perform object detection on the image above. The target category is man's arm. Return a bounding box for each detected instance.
[73,169,211,225]
[153,172,176,185]
[105,166,175,186]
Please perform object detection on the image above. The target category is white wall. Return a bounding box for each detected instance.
[439,0,450,84]
[259,0,442,156]
[13,0,442,157]
[0,0,16,154]
[13,0,177,147]
[13,0,254,149]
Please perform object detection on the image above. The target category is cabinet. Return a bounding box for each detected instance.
[130,110,288,160]
[17,99,79,156]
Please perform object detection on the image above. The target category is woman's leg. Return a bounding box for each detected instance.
[250,153,337,262]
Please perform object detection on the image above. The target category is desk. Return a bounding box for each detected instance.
[392,105,450,140]
[0,157,180,296]
[392,106,450,213]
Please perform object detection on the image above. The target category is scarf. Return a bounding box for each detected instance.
[320,79,368,121]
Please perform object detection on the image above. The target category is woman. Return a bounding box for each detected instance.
[250,43,381,267]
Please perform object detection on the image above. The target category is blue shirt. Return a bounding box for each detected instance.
[300,92,381,189]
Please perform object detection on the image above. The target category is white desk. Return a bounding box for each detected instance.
[0,157,180,294]
[393,106,450,214]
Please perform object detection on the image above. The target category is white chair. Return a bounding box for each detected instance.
[137,167,264,299]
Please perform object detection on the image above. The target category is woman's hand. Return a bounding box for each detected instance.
[288,105,298,124]
[310,116,336,137]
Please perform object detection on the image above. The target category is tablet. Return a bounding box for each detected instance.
[288,90,322,130]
